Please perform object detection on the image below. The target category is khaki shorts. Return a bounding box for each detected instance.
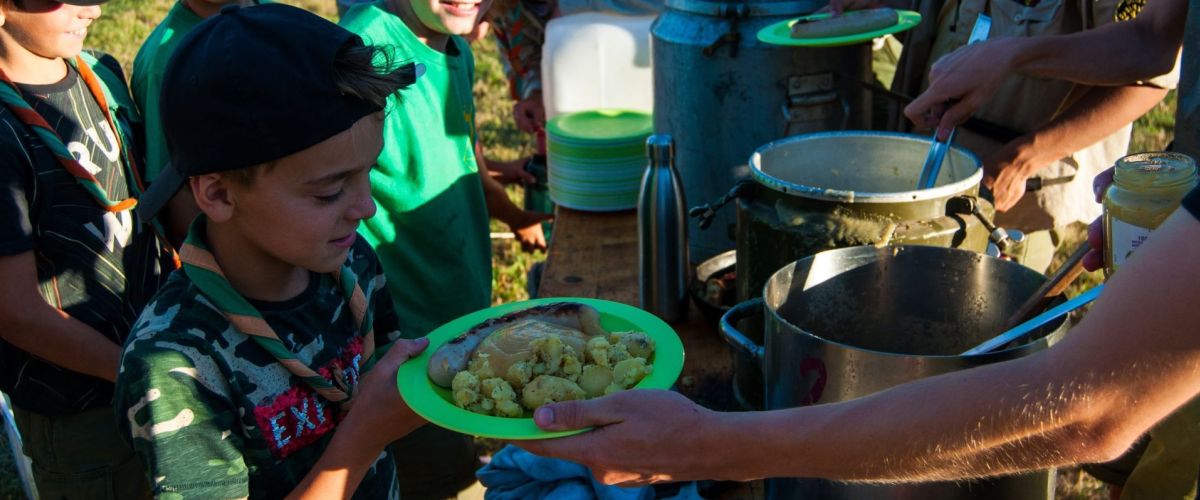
[12,405,150,500]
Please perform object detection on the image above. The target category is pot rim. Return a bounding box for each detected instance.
[749,131,984,203]
[761,245,1067,360]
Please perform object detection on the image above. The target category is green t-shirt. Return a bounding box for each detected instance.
[131,1,202,182]
[115,232,402,500]
[340,2,492,339]
[132,1,269,181]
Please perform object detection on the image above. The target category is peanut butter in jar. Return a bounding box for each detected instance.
[1103,152,1198,276]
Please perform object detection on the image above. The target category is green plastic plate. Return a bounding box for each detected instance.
[547,109,653,144]
[397,298,685,440]
[758,10,921,47]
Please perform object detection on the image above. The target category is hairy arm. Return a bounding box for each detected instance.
[0,251,122,382]
[986,84,1169,210]
[523,209,1200,485]
[742,210,1200,482]
[907,0,1186,131]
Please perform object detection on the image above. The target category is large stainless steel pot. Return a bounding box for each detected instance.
[722,245,1068,499]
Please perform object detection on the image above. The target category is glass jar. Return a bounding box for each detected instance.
[1103,152,1198,276]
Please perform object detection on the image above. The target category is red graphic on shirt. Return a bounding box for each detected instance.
[253,338,365,458]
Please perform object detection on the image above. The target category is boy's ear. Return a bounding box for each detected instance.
[190,173,235,223]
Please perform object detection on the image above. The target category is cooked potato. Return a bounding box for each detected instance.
[450,326,657,417]
[612,357,652,389]
[578,365,614,398]
[587,336,611,367]
[522,375,586,409]
[614,332,656,359]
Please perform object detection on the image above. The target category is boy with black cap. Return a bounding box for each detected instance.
[0,1,171,497]
[115,4,430,498]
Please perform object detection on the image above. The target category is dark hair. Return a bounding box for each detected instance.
[332,42,415,110]
[222,42,409,186]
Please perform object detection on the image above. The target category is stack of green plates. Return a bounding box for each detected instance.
[546,109,652,211]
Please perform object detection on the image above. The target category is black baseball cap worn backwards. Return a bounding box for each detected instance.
[138,3,413,223]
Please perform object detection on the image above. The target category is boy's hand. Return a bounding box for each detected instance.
[514,91,546,133]
[510,211,554,252]
[488,156,537,185]
[352,338,429,447]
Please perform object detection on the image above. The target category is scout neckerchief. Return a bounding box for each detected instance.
[179,219,376,409]
[0,56,141,212]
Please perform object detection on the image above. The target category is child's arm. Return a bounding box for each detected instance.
[478,153,552,251]
[0,252,122,381]
[287,338,429,499]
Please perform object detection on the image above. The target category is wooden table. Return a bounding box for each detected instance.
[538,207,762,499]
[538,207,741,410]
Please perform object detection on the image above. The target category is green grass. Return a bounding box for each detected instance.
[0,1,1174,498]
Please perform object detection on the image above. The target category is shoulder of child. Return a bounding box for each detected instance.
[125,271,235,352]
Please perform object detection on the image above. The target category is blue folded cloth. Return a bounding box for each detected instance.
[478,445,702,500]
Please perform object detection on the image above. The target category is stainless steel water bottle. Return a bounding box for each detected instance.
[638,134,688,322]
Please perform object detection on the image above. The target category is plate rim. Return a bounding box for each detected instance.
[397,297,685,440]
[757,10,922,47]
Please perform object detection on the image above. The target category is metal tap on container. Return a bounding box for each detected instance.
[639,134,689,323]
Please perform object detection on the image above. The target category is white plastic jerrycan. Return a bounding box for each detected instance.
[541,12,656,119]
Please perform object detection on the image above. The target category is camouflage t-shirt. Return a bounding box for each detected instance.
[116,236,403,499]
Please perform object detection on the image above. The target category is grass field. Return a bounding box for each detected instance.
[0,1,1177,498]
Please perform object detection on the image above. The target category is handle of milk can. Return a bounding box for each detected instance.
[689,180,754,230]
[720,298,765,366]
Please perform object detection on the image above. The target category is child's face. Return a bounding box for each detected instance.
[223,116,383,274]
[0,1,100,61]
[409,0,495,36]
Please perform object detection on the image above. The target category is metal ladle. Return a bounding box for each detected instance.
[961,284,1104,356]
[915,14,991,190]
[917,128,957,189]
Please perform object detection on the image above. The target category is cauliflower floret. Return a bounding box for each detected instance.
[561,353,582,382]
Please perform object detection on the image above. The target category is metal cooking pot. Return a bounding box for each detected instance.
[721,245,1068,499]
[696,131,1006,410]
[734,131,1001,302]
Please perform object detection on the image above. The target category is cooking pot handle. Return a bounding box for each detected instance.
[689,180,754,230]
[720,298,765,365]
[948,195,1015,253]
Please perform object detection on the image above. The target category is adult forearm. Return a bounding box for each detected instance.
[732,212,1200,483]
[1006,5,1183,85]
[1013,85,1169,173]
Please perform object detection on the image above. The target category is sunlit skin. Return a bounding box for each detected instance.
[0,0,99,84]
[190,115,384,302]
[387,0,494,52]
